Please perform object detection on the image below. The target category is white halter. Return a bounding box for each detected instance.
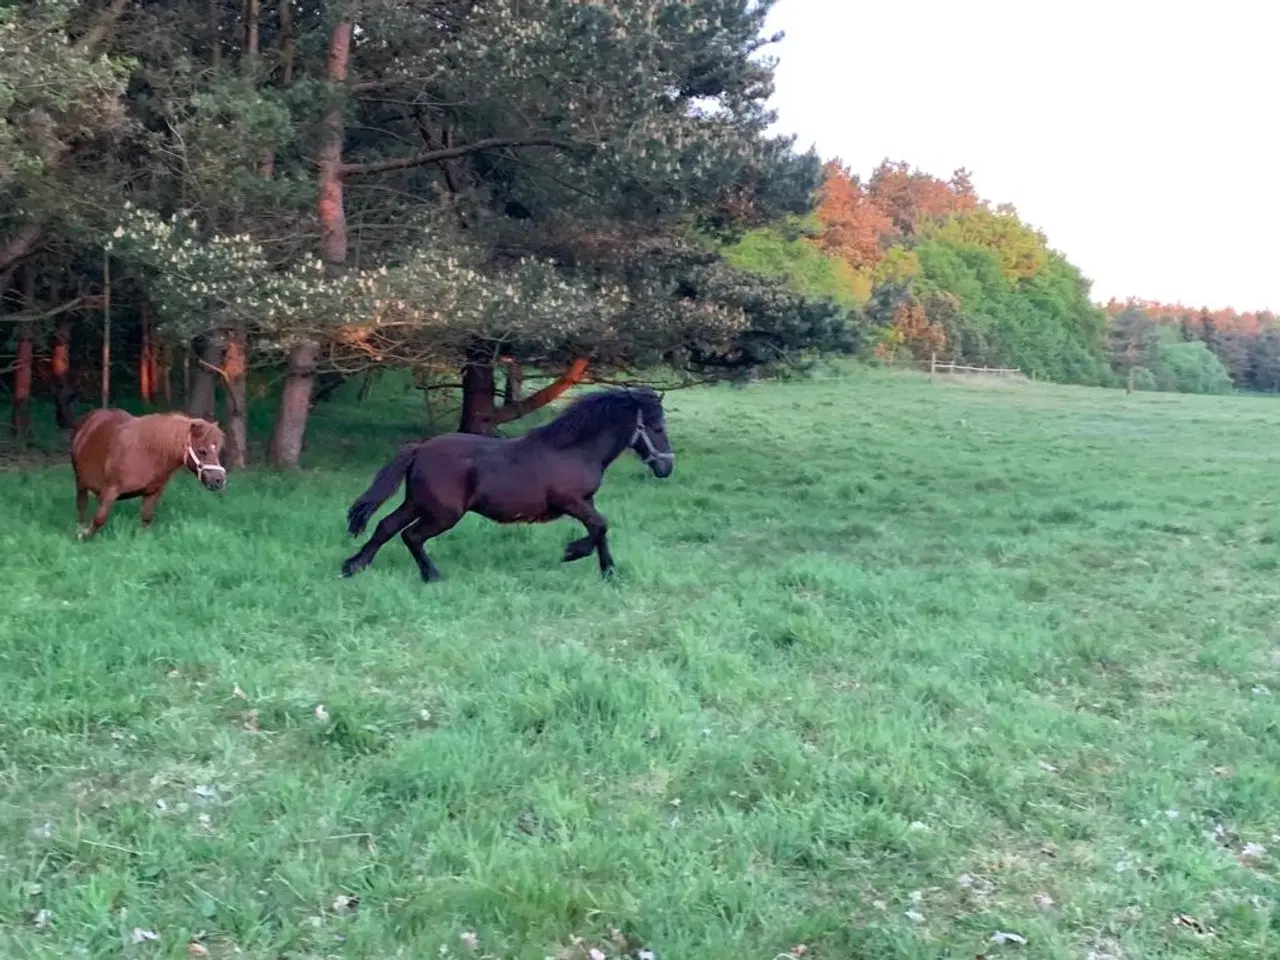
[630,410,675,466]
[186,445,227,484]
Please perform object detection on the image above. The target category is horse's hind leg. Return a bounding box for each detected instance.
[341,500,416,577]
[400,509,462,583]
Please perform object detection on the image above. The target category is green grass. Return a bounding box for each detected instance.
[3,369,1280,959]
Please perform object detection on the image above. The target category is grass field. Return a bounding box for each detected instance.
[3,369,1280,959]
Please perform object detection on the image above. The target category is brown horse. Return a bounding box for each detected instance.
[342,386,674,581]
[70,409,227,539]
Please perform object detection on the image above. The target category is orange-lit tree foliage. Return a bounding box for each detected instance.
[813,161,893,272]
[866,161,979,237]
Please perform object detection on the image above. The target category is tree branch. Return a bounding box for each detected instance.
[0,295,104,325]
[340,137,575,177]
[492,357,589,425]
[0,225,43,280]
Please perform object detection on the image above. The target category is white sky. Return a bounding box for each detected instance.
[763,0,1279,312]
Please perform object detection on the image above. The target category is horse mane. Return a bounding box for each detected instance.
[135,413,224,462]
[526,387,662,449]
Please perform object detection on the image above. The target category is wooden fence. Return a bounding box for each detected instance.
[925,353,1024,380]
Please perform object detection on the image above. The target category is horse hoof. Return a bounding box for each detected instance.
[340,561,360,578]
[75,525,91,541]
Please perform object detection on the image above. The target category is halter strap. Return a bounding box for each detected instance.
[630,410,675,465]
[187,444,227,483]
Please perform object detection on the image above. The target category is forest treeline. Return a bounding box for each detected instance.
[1,1,1273,465]
[722,160,1276,395]
[0,0,848,464]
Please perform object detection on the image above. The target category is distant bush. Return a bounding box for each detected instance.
[1156,340,1233,395]
[1130,366,1158,391]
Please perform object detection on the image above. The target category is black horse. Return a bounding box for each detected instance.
[342,386,675,581]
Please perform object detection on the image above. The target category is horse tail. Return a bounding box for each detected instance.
[346,444,418,536]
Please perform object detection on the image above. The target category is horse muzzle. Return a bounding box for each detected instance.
[648,457,675,479]
[200,470,228,492]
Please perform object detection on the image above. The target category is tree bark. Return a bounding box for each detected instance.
[51,321,75,429]
[458,359,498,434]
[187,333,226,420]
[317,21,352,270]
[140,321,152,404]
[242,0,275,179]
[267,340,318,467]
[140,305,158,405]
[100,255,111,408]
[0,225,41,282]
[11,265,36,439]
[459,356,589,434]
[76,0,130,54]
[208,0,221,67]
[223,328,248,468]
[494,357,589,426]
[158,340,173,407]
[502,357,523,405]
[12,329,33,440]
[339,137,568,178]
[264,19,349,467]
[278,0,295,86]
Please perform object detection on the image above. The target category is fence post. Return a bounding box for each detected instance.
[929,352,937,382]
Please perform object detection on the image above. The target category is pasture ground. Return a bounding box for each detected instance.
[2,369,1280,959]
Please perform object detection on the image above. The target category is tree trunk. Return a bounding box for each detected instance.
[278,0,295,86]
[502,357,523,405]
[11,265,36,439]
[223,328,248,468]
[187,333,226,420]
[0,225,41,281]
[100,255,111,408]
[267,340,318,467]
[264,18,350,466]
[458,360,498,435]
[494,357,589,427]
[12,327,33,440]
[242,0,275,179]
[317,21,352,270]
[51,321,75,429]
[208,0,221,66]
[158,340,173,407]
[460,356,589,434]
[140,306,156,405]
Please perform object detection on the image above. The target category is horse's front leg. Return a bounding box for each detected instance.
[80,487,119,540]
[140,487,165,528]
[560,497,613,577]
[75,487,90,534]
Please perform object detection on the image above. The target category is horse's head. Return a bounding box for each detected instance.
[187,419,227,491]
[628,387,674,479]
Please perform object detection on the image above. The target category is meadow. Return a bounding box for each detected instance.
[2,369,1279,959]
